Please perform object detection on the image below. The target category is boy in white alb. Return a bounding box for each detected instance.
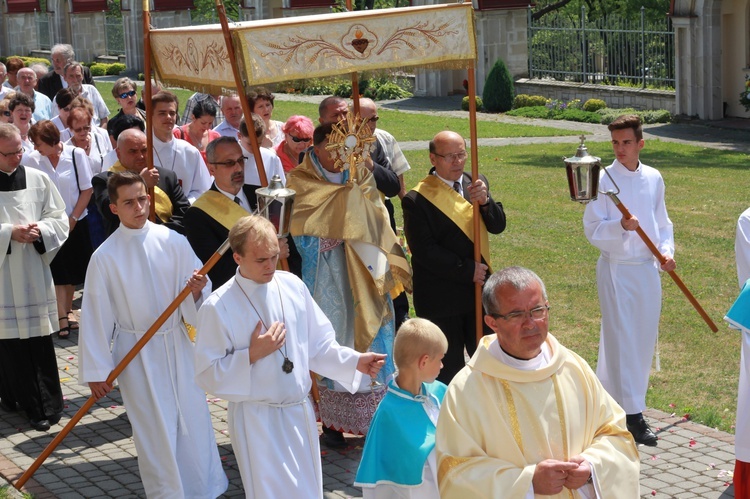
[355,318,448,498]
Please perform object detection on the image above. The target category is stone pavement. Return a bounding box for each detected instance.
[0,331,738,498]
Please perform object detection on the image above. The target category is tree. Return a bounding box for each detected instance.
[482,58,514,113]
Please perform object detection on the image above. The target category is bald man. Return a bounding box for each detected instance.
[402,131,506,383]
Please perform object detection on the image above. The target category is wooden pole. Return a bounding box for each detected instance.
[606,193,718,332]
[142,0,155,221]
[467,62,483,346]
[13,240,232,491]
[215,0,268,188]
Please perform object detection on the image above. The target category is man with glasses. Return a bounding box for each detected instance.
[92,128,190,235]
[402,130,506,383]
[0,123,69,432]
[436,266,639,498]
[185,136,289,288]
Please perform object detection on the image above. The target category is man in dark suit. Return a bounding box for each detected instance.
[38,44,94,100]
[93,129,190,235]
[184,136,289,288]
[402,131,506,383]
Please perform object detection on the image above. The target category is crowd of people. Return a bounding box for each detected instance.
[0,44,746,498]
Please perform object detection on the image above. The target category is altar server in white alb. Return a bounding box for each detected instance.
[78,171,228,498]
[583,114,675,447]
[194,215,387,499]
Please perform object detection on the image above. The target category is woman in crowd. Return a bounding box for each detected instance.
[27,120,94,339]
[0,96,12,124]
[172,98,220,166]
[106,77,145,147]
[66,107,112,175]
[275,115,314,172]
[247,88,284,148]
[8,93,34,153]
[60,96,109,146]
[50,88,77,132]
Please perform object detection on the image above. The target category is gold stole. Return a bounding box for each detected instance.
[412,175,492,267]
[191,190,250,231]
[287,155,412,353]
[110,161,173,224]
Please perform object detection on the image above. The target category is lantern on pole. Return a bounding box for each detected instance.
[255,175,296,238]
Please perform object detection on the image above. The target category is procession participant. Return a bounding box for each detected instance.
[8,94,35,153]
[286,122,411,448]
[92,129,190,235]
[213,93,243,139]
[38,44,94,100]
[106,77,146,148]
[185,136,271,288]
[246,88,284,148]
[275,115,314,173]
[151,91,212,203]
[238,114,285,186]
[355,318,448,498]
[50,62,109,128]
[436,266,640,498]
[66,107,112,174]
[736,207,750,286]
[194,215,386,499]
[0,123,68,432]
[402,130,506,384]
[79,171,228,498]
[180,92,223,127]
[50,88,76,132]
[15,68,52,122]
[583,114,675,447]
[172,98,221,166]
[101,114,145,171]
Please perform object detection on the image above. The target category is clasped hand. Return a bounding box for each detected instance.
[11,223,40,244]
[532,457,592,495]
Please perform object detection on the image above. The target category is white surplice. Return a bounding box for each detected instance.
[194,270,363,499]
[152,135,212,203]
[79,222,227,499]
[583,160,674,414]
[736,207,750,287]
[0,167,68,339]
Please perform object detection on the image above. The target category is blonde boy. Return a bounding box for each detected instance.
[355,318,448,498]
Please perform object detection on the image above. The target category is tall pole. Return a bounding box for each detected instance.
[467,61,483,345]
[346,0,360,117]
[14,240,232,490]
[142,0,155,221]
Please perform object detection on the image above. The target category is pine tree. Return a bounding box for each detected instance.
[482,59,515,113]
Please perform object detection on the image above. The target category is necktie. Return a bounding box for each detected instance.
[234,196,242,206]
[453,181,460,193]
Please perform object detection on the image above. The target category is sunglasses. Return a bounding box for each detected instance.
[118,90,137,99]
[1,111,9,117]
[290,135,312,143]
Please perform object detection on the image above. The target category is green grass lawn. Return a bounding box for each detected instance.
[96,82,581,141]
[95,79,747,432]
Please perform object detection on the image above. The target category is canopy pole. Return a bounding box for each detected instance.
[467,62,483,346]
[143,0,155,221]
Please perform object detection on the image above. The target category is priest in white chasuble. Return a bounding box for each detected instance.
[78,171,227,498]
[193,215,387,499]
[0,123,68,432]
[436,266,639,498]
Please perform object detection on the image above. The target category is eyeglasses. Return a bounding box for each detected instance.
[72,125,91,134]
[289,135,312,143]
[434,151,468,162]
[211,156,247,167]
[0,148,24,157]
[118,90,137,99]
[490,305,550,325]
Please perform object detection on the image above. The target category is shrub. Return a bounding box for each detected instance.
[89,63,107,77]
[513,94,547,109]
[302,78,336,95]
[375,82,412,100]
[640,109,672,124]
[460,96,484,112]
[106,63,126,75]
[333,82,352,98]
[482,58,514,113]
[597,108,638,125]
[0,56,50,67]
[583,98,607,112]
[506,106,553,119]
[557,108,601,123]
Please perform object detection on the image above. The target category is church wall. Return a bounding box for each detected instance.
[69,11,106,63]
[721,0,750,117]
[2,13,39,56]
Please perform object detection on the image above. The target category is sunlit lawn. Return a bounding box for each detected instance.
[94,79,749,432]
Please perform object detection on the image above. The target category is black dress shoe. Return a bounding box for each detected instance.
[29,419,51,432]
[320,430,348,449]
[48,413,62,425]
[627,416,658,446]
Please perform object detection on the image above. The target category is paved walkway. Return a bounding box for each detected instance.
[1,98,748,498]
[0,332,739,498]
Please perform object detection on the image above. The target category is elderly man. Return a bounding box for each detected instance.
[38,44,94,100]
[287,122,411,448]
[92,128,190,235]
[213,93,243,138]
[51,62,109,128]
[402,130,506,383]
[0,123,69,432]
[151,91,211,203]
[436,266,640,498]
[15,68,52,122]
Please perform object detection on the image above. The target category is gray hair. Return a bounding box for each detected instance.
[206,136,241,163]
[30,63,49,77]
[482,266,548,315]
[0,62,6,74]
[63,61,83,78]
[51,44,75,62]
[0,123,21,141]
